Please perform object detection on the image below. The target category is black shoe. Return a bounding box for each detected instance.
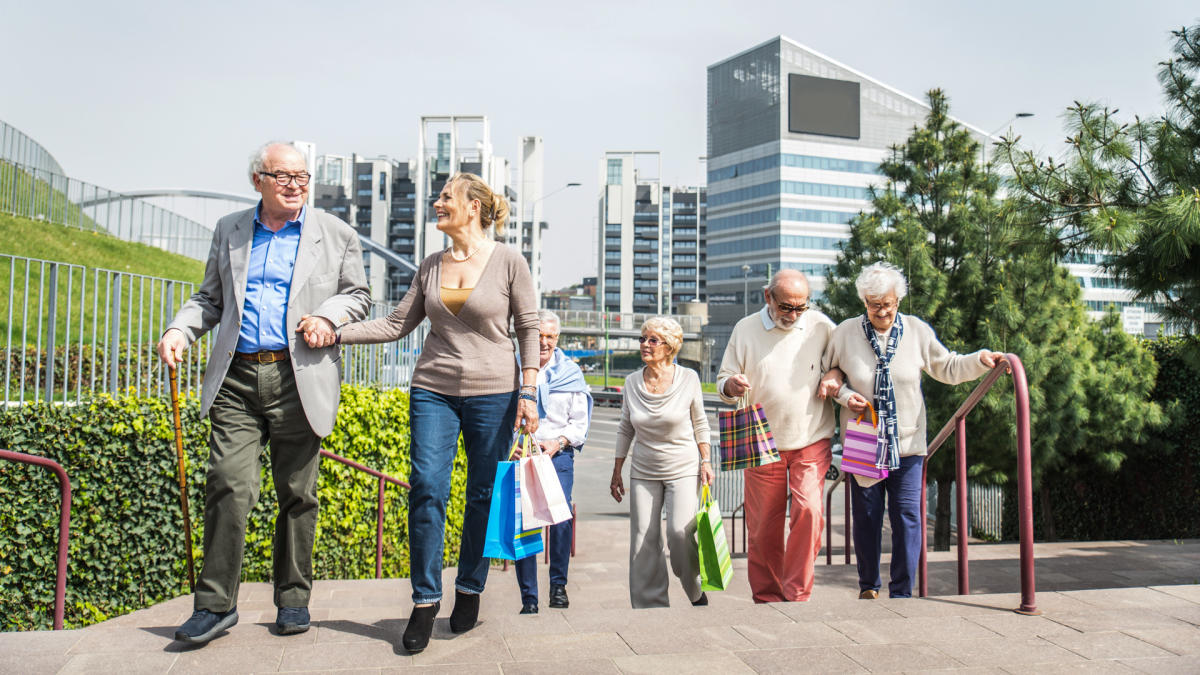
[548,584,569,609]
[449,591,480,633]
[691,592,709,606]
[275,606,310,635]
[519,603,538,615]
[174,608,239,644]
[402,602,440,654]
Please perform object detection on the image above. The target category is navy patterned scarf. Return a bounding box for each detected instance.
[861,313,903,470]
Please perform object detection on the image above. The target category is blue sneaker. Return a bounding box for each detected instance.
[276,606,310,635]
[175,608,238,644]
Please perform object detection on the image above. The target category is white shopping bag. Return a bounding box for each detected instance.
[519,453,573,528]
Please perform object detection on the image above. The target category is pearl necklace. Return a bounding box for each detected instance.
[446,242,484,263]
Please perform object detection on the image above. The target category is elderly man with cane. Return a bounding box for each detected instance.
[513,310,592,614]
[156,141,370,645]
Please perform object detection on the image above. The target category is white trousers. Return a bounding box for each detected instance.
[628,476,702,608]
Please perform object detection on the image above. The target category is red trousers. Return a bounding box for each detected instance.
[744,438,831,602]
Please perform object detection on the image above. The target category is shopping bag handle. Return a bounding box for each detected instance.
[855,402,879,427]
[700,482,711,506]
[508,432,532,460]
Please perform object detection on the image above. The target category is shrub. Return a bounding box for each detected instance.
[0,385,466,630]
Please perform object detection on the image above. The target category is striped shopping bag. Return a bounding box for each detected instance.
[718,398,780,471]
[696,484,733,591]
[841,404,889,480]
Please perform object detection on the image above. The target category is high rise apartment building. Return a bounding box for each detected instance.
[705,36,1162,334]
[598,152,708,315]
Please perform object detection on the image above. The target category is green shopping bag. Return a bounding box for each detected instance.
[696,483,733,592]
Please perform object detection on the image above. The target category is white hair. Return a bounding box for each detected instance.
[248,141,308,185]
[537,310,561,333]
[855,262,908,302]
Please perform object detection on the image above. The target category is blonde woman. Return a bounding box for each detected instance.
[336,173,539,652]
[610,317,713,608]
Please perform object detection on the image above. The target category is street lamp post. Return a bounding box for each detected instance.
[742,264,752,315]
[981,112,1033,168]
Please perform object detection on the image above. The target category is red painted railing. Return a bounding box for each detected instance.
[319,449,410,579]
[0,449,73,630]
[918,353,1038,615]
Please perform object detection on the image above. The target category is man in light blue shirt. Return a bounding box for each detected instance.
[158,142,370,645]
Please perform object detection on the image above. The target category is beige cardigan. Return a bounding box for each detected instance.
[824,314,990,458]
[716,306,838,451]
[337,244,539,396]
[615,366,711,481]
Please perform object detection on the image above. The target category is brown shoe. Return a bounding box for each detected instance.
[858,589,879,600]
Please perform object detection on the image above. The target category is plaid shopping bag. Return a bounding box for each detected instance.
[718,399,780,471]
[841,404,889,480]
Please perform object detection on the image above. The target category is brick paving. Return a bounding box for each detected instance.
[2,518,1198,674]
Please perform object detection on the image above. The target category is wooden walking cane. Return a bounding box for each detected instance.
[169,366,197,592]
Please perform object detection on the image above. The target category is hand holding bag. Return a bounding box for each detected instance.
[841,403,889,482]
[696,484,733,591]
[718,396,781,472]
[483,434,544,561]
[520,444,574,528]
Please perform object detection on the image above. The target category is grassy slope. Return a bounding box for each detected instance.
[0,212,204,283]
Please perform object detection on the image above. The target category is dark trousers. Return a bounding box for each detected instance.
[515,447,575,605]
[849,454,925,598]
[195,359,322,612]
[408,387,518,605]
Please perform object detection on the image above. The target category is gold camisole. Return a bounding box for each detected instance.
[440,286,474,315]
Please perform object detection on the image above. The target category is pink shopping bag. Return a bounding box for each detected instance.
[519,451,573,528]
[841,404,889,480]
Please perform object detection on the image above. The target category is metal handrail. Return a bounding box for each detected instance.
[318,449,410,579]
[0,449,72,630]
[917,353,1038,615]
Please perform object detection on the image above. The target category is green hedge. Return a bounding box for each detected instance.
[1002,336,1200,541]
[0,385,466,630]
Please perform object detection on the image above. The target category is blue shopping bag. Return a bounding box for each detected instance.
[483,435,544,561]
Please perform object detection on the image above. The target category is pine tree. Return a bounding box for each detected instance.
[824,90,1161,547]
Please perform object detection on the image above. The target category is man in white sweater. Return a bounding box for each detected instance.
[717,270,840,603]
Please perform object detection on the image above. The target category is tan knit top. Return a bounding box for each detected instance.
[338,245,540,396]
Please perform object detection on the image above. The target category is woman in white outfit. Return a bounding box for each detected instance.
[610,316,714,608]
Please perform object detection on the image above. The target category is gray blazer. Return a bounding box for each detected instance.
[166,207,371,437]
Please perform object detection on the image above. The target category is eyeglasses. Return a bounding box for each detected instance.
[258,171,311,187]
[638,336,664,346]
[770,294,809,315]
[866,300,898,313]
[539,333,559,340]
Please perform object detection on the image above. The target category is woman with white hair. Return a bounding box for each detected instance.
[824,262,999,599]
[610,316,713,608]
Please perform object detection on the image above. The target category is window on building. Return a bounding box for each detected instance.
[606,159,623,185]
[379,173,387,200]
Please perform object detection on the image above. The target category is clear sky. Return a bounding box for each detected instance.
[3,1,1196,290]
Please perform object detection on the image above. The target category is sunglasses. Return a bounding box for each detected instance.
[771,294,809,315]
[638,336,664,346]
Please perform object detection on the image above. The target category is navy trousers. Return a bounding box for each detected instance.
[849,454,925,598]
[514,447,575,605]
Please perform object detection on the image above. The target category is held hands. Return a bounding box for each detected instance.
[818,367,845,400]
[700,461,715,486]
[156,329,189,369]
[723,374,751,398]
[514,398,540,434]
[846,392,871,415]
[296,315,337,349]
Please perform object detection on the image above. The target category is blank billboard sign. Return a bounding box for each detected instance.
[788,74,860,139]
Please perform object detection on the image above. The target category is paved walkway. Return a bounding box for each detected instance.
[3,517,1199,674]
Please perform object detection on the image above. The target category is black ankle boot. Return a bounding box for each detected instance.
[402,601,439,653]
[449,591,480,633]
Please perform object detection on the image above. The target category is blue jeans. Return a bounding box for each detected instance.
[514,447,575,605]
[408,387,517,604]
[850,454,925,598]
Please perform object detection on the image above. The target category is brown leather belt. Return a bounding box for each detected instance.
[236,349,289,364]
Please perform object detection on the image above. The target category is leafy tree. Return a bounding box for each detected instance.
[998,23,1200,337]
[824,90,1161,546]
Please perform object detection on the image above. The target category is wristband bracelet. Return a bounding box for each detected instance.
[519,384,536,391]
[518,393,536,402]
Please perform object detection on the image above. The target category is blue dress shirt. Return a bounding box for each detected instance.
[236,204,304,353]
